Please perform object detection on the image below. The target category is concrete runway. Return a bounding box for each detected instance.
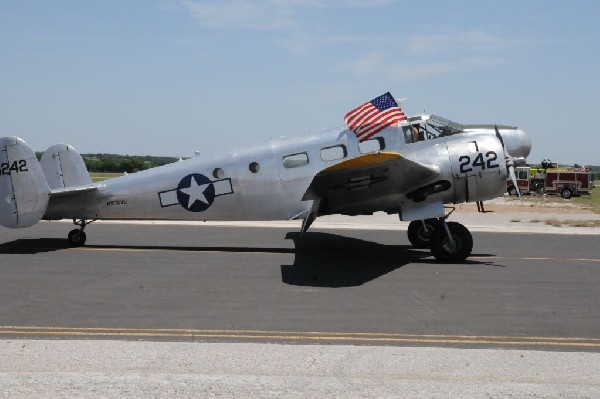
[1,221,599,351]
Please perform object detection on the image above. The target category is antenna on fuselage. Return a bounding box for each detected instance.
[162,137,183,162]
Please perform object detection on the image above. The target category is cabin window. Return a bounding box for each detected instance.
[249,162,260,173]
[320,145,347,162]
[213,168,224,179]
[359,137,385,153]
[282,152,309,168]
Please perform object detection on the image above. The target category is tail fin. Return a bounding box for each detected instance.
[0,137,51,228]
[39,144,92,190]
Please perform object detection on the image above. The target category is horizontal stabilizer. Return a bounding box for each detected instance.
[50,184,98,198]
[0,137,51,228]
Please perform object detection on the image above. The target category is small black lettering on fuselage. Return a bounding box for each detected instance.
[0,160,28,176]
[106,200,128,206]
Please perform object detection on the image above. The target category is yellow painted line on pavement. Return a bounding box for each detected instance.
[69,247,600,263]
[471,256,600,263]
[1,326,599,348]
[70,247,155,253]
[68,247,283,255]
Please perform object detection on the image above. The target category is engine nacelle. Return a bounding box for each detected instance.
[446,135,508,203]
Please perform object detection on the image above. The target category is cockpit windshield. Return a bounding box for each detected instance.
[402,114,464,144]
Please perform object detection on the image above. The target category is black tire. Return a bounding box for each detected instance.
[407,219,439,248]
[560,187,573,199]
[507,185,518,196]
[68,229,87,247]
[430,222,473,262]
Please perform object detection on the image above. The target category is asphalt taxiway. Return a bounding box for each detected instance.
[1,221,599,350]
[1,220,600,397]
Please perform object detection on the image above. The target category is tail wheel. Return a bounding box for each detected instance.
[68,229,87,247]
[430,222,473,262]
[407,219,439,248]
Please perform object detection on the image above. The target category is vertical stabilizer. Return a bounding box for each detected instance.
[40,144,92,190]
[0,137,51,228]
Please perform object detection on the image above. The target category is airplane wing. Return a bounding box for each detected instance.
[302,152,440,218]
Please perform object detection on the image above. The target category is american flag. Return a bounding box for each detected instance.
[344,92,407,142]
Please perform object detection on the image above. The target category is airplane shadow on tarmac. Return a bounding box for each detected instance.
[280,232,423,287]
[0,238,299,255]
[0,238,71,254]
[0,233,499,288]
[281,232,499,287]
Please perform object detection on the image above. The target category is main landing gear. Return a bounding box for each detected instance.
[67,219,96,247]
[406,210,473,262]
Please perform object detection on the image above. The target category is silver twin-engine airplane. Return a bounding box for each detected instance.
[0,92,531,261]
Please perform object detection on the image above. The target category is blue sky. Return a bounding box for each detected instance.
[1,0,599,164]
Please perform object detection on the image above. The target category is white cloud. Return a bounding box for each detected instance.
[336,51,503,81]
[333,28,532,81]
[336,51,386,77]
[275,32,375,56]
[181,0,297,30]
[406,31,533,55]
[180,1,528,82]
[180,0,396,31]
[387,57,504,80]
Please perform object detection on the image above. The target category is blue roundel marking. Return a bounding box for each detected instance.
[176,174,216,212]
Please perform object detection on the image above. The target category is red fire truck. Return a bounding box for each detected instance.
[507,166,593,198]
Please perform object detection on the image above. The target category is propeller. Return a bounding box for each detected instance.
[495,125,521,200]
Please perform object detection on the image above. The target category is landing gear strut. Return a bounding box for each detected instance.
[407,209,473,262]
[67,219,95,247]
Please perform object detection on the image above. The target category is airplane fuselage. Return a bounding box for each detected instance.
[43,122,529,223]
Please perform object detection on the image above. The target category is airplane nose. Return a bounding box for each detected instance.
[499,127,532,164]
[516,128,532,158]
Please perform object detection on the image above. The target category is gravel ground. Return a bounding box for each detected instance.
[1,340,599,398]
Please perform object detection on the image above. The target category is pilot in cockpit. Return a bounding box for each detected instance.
[411,125,424,142]
[403,124,424,143]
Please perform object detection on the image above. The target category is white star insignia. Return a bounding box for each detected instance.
[179,178,211,209]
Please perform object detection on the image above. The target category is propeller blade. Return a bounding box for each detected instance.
[496,126,521,200]
[508,164,521,199]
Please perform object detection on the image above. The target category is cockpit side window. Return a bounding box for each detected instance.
[426,115,464,139]
[404,115,464,143]
[403,124,425,143]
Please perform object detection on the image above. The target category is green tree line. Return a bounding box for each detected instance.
[35,152,180,173]
[83,154,180,173]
